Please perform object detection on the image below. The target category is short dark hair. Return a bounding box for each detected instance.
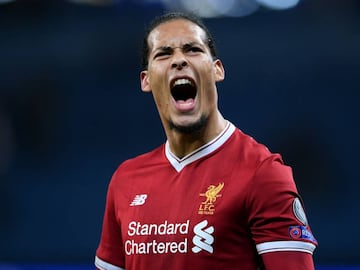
[141,12,218,70]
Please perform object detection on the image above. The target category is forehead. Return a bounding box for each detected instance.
[148,19,207,50]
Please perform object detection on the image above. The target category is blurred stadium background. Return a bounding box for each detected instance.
[0,0,359,269]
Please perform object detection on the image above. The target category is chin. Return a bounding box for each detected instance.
[169,115,208,134]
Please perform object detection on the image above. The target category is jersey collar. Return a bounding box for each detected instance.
[165,121,236,172]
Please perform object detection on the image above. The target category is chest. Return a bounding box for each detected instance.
[112,146,262,268]
[124,161,241,220]
[115,160,254,244]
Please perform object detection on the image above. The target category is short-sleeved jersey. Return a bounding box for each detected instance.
[95,121,317,270]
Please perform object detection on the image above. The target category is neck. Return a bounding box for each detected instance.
[165,114,227,159]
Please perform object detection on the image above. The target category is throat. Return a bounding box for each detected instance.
[167,115,208,159]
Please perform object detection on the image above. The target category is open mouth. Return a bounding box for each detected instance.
[170,78,197,102]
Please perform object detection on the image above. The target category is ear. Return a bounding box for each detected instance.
[140,70,151,92]
[214,59,225,82]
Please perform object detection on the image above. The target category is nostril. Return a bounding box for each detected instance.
[172,61,187,70]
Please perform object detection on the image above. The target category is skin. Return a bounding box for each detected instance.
[140,19,226,158]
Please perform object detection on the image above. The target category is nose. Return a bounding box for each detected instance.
[171,50,188,70]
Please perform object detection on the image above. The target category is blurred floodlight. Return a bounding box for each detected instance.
[161,0,217,18]
[208,0,259,17]
[162,0,259,18]
[181,0,221,18]
[255,0,300,10]
[61,0,301,15]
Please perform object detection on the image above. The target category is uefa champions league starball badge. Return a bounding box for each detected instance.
[292,197,308,226]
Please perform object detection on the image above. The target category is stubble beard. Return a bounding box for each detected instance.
[169,115,208,134]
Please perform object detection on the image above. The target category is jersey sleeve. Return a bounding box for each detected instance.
[95,171,125,270]
[261,251,315,270]
[245,154,318,259]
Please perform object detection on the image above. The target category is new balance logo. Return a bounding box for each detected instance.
[192,220,214,253]
[130,194,147,206]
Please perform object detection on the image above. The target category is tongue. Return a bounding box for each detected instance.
[174,98,195,111]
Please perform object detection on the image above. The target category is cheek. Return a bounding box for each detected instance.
[200,82,218,107]
[198,61,218,83]
[148,68,169,91]
[152,90,170,112]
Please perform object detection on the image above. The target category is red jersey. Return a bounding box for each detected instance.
[95,122,317,270]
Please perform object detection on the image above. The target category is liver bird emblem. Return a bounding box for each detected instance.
[201,182,224,204]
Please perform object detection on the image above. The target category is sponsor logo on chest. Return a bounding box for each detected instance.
[125,182,225,256]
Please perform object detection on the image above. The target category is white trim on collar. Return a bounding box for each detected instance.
[165,121,236,172]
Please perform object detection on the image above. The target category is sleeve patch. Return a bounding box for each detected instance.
[292,197,308,225]
[289,225,317,244]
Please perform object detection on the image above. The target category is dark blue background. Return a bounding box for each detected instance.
[0,0,359,267]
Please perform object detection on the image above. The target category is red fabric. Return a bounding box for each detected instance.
[95,124,317,270]
[262,251,315,270]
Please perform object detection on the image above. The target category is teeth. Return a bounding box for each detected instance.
[173,78,192,87]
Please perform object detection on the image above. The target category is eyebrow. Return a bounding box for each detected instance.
[154,42,202,53]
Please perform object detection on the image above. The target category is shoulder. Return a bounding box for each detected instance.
[110,144,165,184]
[231,128,282,167]
[232,131,297,207]
[122,144,164,168]
[230,128,294,188]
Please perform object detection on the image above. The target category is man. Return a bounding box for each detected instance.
[95,12,317,269]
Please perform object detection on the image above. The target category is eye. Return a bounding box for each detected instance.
[191,47,202,52]
[154,51,171,59]
[153,47,173,60]
[187,46,203,53]
[184,46,204,56]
